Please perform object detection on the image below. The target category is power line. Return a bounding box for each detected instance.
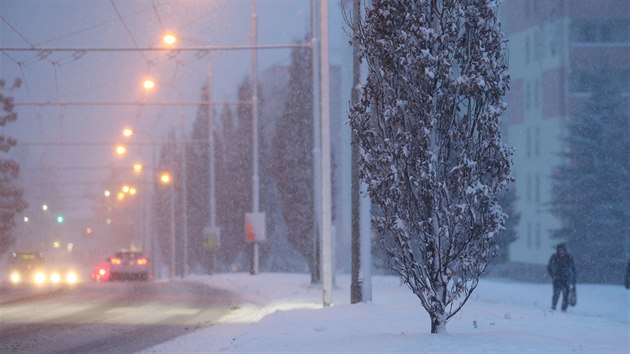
[0,43,308,53]
[0,15,34,47]
[151,0,166,33]
[110,0,149,64]
[20,139,207,146]
[14,99,251,107]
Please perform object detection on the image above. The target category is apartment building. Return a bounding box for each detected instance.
[502,0,630,265]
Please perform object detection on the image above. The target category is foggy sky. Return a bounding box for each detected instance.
[0,1,312,222]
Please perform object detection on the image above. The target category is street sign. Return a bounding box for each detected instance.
[245,212,265,243]
[204,226,221,250]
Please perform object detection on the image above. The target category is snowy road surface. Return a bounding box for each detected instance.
[0,280,238,354]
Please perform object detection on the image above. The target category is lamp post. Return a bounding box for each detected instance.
[250,0,261,275]
[160,171,176,280]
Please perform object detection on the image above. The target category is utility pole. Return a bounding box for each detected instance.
[179,105,189,276]
[320,0,333,307]
[250,0,261,275]
[350,0,362,304]
[207,55,218,273]
[310,0,322,285]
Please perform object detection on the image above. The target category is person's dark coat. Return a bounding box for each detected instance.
[547,244,576,285]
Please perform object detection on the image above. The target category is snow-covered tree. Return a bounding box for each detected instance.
[349,0,512,333]
[494,185,519,263]
[272,39,318,282]
[0,78,27,255]
[550,71,630,283]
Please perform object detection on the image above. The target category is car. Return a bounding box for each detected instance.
[107,251,150,281]
[8,251,47,286]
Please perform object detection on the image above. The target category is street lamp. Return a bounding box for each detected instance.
[163,33,177,46]
[115,144,127,156]
[143,79,156,91]
[122,128,134,138]
[160,171,176,280]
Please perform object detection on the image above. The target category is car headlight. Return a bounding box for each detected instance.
[66,271,78,284]
[50,272,62,283]
[10,272,21,284]
[34,271,46,284]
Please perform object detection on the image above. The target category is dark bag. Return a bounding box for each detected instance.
[568,286,577,306]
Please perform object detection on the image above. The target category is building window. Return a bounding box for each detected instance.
[534,79,539,110]
[536,223,541,249]
[535,127,540,156]
[525,37,530,64]
[527,174,532,202]
[526,82,531,111]
[569,69,630,94]
[527,222,532,248]
[534,175,540,204]
[570,19,630,43]
[526,127,531,158]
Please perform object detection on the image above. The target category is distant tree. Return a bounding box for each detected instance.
[0,78,28,255]
[186,84,211,272]
[271,39,318,283]
[216,102,247,269]
[550,71,630,283]
[215,78,263,270]
[154,132,177,273]
[349,0,512,333]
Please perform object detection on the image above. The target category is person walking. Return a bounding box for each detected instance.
[547,243,576,311]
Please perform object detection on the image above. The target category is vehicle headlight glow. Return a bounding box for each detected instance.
[51,272,61,283]
[66,271,78,284]
[34,271,46,284]
[10,272,21,284]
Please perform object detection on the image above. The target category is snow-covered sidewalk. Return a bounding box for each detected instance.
[141,273,629,353]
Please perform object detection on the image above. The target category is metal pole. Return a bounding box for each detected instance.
[180,106,189,276]
[310,0,322,285]
[169,173,176,280]
[208,55,217,273]
[251,0,260,275]
[320,0,333,307]
[350,0,362,304]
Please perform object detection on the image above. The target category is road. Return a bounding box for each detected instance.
[0,280,238,354]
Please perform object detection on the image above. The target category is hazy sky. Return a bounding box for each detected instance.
[1,0,312,220]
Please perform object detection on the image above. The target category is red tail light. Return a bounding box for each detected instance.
[110,258,122,265]
[137,258,148,265]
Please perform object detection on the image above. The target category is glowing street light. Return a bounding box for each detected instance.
[143,79,156,90]
[133,163,143,174]
[42,204,48,211]
[129,187,137,196]
[117,192,125,201]
[104,190,111,197]
[122,185,130,193]
[115,144,127,156]
[122,128,133,138]
[163,33,177,46]
[160,172,172,185]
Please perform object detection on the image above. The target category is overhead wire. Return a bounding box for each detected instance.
[109,0,150,64]
[151,0,166,33]
[0,15,35,48]
[0,16,34,98]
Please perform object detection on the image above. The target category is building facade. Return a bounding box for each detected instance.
[502,0,630,265]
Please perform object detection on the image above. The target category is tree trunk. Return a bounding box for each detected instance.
[430,312,447,334]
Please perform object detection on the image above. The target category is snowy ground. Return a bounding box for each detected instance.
[141,273,629,354]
